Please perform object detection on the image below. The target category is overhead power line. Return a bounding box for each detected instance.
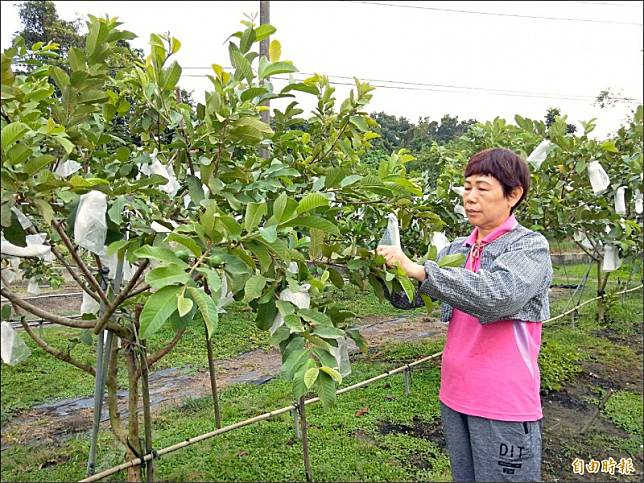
[181,69,641,103]
[571,1,643,7]
[348,1,643,26]
[182,73,642,104]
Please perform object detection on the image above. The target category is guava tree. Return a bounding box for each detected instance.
[523,109,643,322]
[422,112,643,322]
[1,15,439,480]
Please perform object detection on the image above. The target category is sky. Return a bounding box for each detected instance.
[1,0,643,139]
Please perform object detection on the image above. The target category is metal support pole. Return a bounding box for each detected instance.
[292,406,301,440]
[87,267,110,477]
[86,253,125,477]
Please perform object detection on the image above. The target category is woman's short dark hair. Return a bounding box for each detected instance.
[464,148,531,212]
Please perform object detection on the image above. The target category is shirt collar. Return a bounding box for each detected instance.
[464,214,519,247]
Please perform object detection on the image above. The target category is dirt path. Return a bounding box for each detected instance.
[1,314,446,450]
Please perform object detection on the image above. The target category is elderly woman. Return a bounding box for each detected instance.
[377,147,552,482]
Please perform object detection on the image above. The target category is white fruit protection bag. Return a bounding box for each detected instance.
[378,213,401,248]
[74,190,108,255]
[1,321,31,366]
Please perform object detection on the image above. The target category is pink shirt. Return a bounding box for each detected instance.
[439,215,543,421]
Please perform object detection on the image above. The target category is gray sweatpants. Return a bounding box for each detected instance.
[440,402,542,482]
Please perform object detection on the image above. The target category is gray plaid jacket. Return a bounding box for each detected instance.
[388,224,553,324]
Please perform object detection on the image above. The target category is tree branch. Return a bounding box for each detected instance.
[51,220,109,305]
[94,259,149,334]
[143,327,187,375]
[124,283,151,301]
[24,223,101,303]
[1,284,92,329]
[20,318,96,376]
[309,117,351,165]
[1,278,129,338]
[573,240,599,262]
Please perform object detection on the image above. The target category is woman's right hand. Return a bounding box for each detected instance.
[376,245,426,282]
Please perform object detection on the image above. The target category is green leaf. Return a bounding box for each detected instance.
[162,61,182,91]
[140,286,180,339]
[346,328,368,353]
[299,309,332,326]
[319,366,342,384]
[285,215,340,235]
[186,175,205,205]
[1,304,12,321]
[186,287,219,339]
[296,192,329,214]
[255,24,276,41]
[397,276,416,304]
[269,39,281,62]
[420,294,434,315]
[134,245,188,267]
[195,267,221,294]
[24,155,55,176]
[4,211,26,247]
[282,346,309,380]
[304,366,319,388]
[328,268,344,289]
[218,216,242,239]
[246,241,272,272]
[349,116,369,132]
[55,136,74,154]
[259,224,278,243]
[107,197,127,225]
[240,87,268,102]
[1,122,29,150]
[312,325,345,339]
[32,199,54,225]
[316,371,336,408]
[438,253,466,268]
[171,37,181,54]
[244,202,267,233]
[244,275,268,303]
[49,65,70,90]
[256,300,277,330]
[271,192,288,223]
[228,42,253,83]
[239,27,256,53]
[340,175,362,188]
[106,239,128,257]
[145,264,190,290]
[259,61,297,80]
[177,293,193,317]
[167,233,202,257]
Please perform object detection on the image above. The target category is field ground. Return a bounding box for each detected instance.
[1,262,642,481]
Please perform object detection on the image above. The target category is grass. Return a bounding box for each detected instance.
[1,261,642,481]
[603,391,644,437]
[1,339,449,482]
[0,283,422,421]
